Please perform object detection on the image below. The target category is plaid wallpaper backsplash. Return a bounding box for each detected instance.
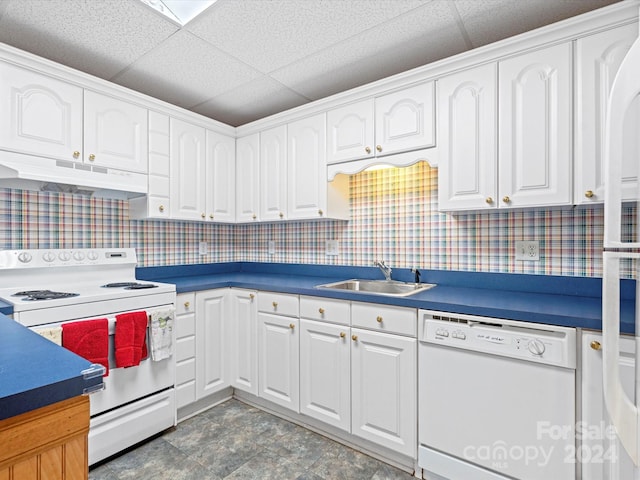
[0,162,613,277]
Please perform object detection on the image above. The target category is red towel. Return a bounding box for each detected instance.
[115,311,148,368]
[61,319,109,376]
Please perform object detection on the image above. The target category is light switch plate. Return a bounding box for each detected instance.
[268,241,275,255]
[326,240,339,256]
[199,242,208,255]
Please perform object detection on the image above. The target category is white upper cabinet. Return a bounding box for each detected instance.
[575,22,639,205]
[0,62,83,162]
[437,63,497,211]
[83,90,148,173]
[287,113,327,220]
[206,130,236,223]
[260,124,288,221]
[236,133,261,222]
[498,41,573,208]
[327,82,434,164]
[170,118,207,221]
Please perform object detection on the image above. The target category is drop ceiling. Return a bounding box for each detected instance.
[0,0,621,127]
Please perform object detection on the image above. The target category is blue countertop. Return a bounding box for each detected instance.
[0,313,103,421]
[137,262,636,334]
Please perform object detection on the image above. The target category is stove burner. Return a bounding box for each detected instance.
[14,290,80,301]
[102,282,158,289]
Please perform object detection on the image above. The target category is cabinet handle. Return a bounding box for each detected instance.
[585,190,594,199]
[485,197,493,205]
[272,302,278,308]
[590,340,601,351]
[318,209,323,216]
[201,213,206,219]
[319,308,325,314]
[365,146,371,154]
[252,214,257,220]
[209,214,214,219]
[159,205,165,212]
[502,196,511,204]
[289,323,295,330]
[340,332,346,338]
[351,334,358,342]
[249,294,255,300]
[184,301,190,309]
[376,145,382,153]
[88,153,96,161]
[376,316,383,323]
[279,212,284,219]
[73,150,80,159]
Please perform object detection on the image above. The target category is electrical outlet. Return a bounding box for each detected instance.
[326,240,339,256]
[199,242,208,256]
[268,241,275,255]
[515,240,540,261]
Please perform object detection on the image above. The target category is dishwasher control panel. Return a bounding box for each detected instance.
[419,310,576,369]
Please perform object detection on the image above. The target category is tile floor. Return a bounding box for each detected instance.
[88,399,416,480]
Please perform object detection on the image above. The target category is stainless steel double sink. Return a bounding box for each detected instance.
[315,279,436,297]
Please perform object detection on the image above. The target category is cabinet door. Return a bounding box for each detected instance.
[287,113,327,220]
[195,290,227,399]
[206,130,236,222]
[437,64,497,211]
[236,133,260,222]
[260,125,288,221]
[581,332,635,480]
[575,22,639,205]
[299,319,350,431]
[0,62,82,162]
[351,328,416,457]
[83,90,148,173]
[227,290,258,395]
[327,99,374,163]
[170,118,207,221]
[258,312,299,412]
[498,42,572,208]
[375,82,435,156]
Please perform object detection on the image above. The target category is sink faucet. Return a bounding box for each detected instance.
[374,260,392,281]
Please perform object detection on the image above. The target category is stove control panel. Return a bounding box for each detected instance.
[0,248,136,269]
[418,310,576,369]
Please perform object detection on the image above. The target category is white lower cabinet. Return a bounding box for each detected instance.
[175,293,196,409]
[581,331,636,480]
[195,289,227,399]
[258,292,300,412]
[227,289,258,395]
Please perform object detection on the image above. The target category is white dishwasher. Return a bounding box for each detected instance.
[418,310,577,480]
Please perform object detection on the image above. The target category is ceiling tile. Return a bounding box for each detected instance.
[186,0,429,74]
[271,1,468,100]
[453,0,619,48]
[193,76,310,126]
[113,31,264,110]
[0,0,178,79]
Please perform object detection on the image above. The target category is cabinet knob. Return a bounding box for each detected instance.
[585,190,594,199]
[279,212,284,219]
[590,340,601,351]
[249,294,255,300]
[318,209,323,216]
[252,214,257,220]
[73,150,80,159]
[319,308,325,314]
[158,205,165,212]
[184,301,190,309]
[485,197,493,205]
[365,146,371,154]
[376,145,382,153]
[351,334,358,342]
[200,213,205,219]
[289,323,295,330]
[88,153,96,161]
[376,316,383,323]
[272,301,278,308]
[502,196,511,204]
[210,214,215,219]
[340,332,346,338]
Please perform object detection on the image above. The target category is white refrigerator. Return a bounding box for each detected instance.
[603,9,640,480]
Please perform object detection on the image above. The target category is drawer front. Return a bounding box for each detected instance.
[300,296,350,325]
[351,302,417,337]
[258,292,299,317]
[176,313,195,338]
[176,336,195,362]
[176,293,195,316]
[176,358,195,384]
[176,381,196,409]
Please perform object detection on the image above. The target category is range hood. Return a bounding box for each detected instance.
[327,148,438,180]
[0,151,147,199]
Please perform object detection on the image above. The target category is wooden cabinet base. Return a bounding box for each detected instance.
[0,396,90,479]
